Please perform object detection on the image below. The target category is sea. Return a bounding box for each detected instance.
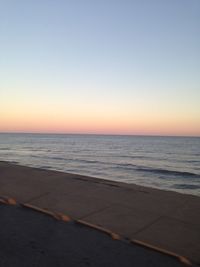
[0,133,200,196]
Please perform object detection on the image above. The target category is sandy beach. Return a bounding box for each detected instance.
[0,161,200,266]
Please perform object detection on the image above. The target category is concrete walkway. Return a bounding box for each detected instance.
[0,204,187,267]
[0,161,200,265]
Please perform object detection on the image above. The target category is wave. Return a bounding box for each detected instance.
[31,155,67,161]
[49,156,66,161]
[113,163,137,171]
[115,155,150,160]
[113,163,200,179]
[138,167,200,178]
[172,184,200,190]
[30,155,103,165]
[75,159,102,164]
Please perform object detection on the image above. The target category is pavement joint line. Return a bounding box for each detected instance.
[157,215,200,230]
[79,205,114,220]
[130,215,163,236]
[76,219,121,240]
[75,218,195,265]
[132,239,192,266]
[22,202,120,240]
[25,192,51,203]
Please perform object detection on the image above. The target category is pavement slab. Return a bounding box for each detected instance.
[81,204,161,236]
[27,191,113,219]
[133,217,200,263]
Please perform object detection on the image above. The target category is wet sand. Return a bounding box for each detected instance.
[0,161,200,266]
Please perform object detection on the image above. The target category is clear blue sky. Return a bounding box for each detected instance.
[0,0,200,135]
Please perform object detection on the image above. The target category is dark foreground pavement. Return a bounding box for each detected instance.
[0,204,189,267]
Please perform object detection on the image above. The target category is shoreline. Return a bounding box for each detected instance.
[0,161,200,265]
[1,160,199,198]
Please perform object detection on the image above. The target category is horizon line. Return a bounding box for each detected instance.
[0,131,199,138]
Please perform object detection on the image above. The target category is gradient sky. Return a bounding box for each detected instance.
[0,0,200,136]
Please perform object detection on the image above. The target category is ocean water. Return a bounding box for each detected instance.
[0,133,200,196]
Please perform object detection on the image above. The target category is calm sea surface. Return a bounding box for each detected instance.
[0,133,200,196]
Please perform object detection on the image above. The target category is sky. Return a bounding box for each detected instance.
[0,0,200,136]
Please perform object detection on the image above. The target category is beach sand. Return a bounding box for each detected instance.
[0,161,200,266]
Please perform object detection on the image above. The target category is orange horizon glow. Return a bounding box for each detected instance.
[1,116,200,137]
[1,93,200,137]
[1,99,200,137]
